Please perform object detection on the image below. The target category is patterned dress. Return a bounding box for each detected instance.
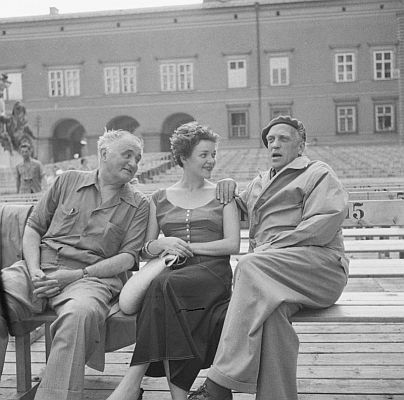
[130,189,233,391]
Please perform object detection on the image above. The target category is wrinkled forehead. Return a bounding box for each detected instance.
[111,134,143,154]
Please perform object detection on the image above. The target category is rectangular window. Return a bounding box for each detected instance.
[121,65,137,93]
[335,53,355,82]
[48,70,64,97]
[269,57,289,86]
[2,72,23,101]
[160,62,193,92]
[160,64,176,91]
[104,67,120,94]
[48,68,80,97]
[178,63,193,91]
[104,64,137,95]
[373,50,393,80]
[337,106,356,133]
[229,111,248,138]
[228,59,247,88]
[64,69,80,96]
[375,104,394,132]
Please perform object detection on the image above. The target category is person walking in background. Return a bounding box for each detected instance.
[189,115,349,400]
[0,129,149,400]
[15,142,46,193]
[107,122,240,400]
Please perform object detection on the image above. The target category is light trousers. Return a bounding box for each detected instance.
[1,262,113,400]
[208,246,347,400]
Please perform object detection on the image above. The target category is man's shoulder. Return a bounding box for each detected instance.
[307,159,337,175]
[122,185,150,208]
[306,159,343,185]
[55,169,94,188]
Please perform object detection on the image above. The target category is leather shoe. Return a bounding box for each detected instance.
[188,382,232,400]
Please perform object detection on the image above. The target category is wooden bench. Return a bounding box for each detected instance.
[0,193,44,204]
[349,190,404,200]
[2,199,404,399]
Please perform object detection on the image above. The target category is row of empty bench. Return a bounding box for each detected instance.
[0,188,403,399]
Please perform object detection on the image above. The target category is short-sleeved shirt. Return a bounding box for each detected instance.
[16,159,45,193]
[27,169,149,271]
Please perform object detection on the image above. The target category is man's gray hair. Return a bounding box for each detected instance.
[97,129,143,155]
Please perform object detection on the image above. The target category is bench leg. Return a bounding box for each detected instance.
[15,334,32,393]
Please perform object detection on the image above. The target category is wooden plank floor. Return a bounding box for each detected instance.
[1,278,404,399]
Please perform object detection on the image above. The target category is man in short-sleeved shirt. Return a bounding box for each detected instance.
[16,142,45,193]
[0,130,149,400]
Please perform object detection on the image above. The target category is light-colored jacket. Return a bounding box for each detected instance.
[238,156,349,272]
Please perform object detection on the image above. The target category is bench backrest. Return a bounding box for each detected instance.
[343,200,404,227]
[0,204,33,270]
[349,191,404,200]
[240,199,404,229]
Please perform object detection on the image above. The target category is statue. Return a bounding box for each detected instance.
[0,101,35,154]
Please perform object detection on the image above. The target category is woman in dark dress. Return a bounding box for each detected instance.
[107,122,240,400]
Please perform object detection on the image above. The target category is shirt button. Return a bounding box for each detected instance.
[186,218,189,222]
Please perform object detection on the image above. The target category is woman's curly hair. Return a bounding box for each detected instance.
[170,122,219,167]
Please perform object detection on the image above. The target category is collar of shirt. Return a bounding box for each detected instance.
[75,169,140,208]
[270,155,311,178]
[257,155,311,190]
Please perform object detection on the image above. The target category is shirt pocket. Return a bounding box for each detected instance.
[101,221,126,257]
[48,205,80,237]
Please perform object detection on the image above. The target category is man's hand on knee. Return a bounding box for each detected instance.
[46,269,84,291]
[32,276,61,298]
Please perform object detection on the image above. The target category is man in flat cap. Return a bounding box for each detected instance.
[190,116,349,400]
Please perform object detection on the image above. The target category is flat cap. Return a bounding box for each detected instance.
[261,115,306,147]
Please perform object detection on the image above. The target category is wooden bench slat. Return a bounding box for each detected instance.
[348,258,404,268]
[240,228,404,239]
[347,266,404,278]
[337,292,404,304]
[344,239,404,252]
[291,305,404,323]
[342,227,404,237]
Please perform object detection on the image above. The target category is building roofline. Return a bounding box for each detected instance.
[0,0,401,25]
[0,3,203,24]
